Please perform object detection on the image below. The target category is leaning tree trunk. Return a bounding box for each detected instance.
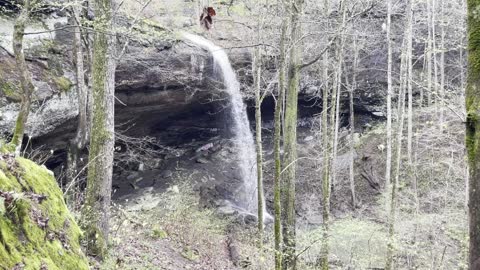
[82,0,116,259]
[466,0,480,268]
[10,0,35,152]
[282,0,303,268]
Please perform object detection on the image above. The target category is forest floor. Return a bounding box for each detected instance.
[99,182,269,270]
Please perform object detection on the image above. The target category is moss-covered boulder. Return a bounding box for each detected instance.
[0,154,89,270]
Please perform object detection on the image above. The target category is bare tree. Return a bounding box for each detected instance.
[9,0,36,152]
[82,0,116,258]
[319,49,331,270]
[273,2,288,268]
[406,0,414,166]
[347,36,359,209]
[426,0,433,106]
[439,0,446,132]
[385,0,394,267]
[466,0,480,268]
[66,0,89,204]
[385,0,393,194]
[253,21,265,247]
[432,0,439,111]
[282,0,304,268]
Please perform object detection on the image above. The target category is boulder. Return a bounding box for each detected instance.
[0,154,89,269]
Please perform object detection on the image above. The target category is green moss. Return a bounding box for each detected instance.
[0,157,89,270]
[0,80,21,101]
[53,76,73,92]
[0,140,10,154]
[151,228,168,239]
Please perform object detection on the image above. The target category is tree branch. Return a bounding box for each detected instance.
[115,0,154,61]
[298,37,336,70]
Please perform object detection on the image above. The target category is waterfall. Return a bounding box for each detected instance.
[183,33,270,220]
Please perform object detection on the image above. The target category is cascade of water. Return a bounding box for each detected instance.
[183,33,270,220]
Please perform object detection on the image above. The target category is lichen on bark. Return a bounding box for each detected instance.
[467,0,480,268]
[81,0,116,259]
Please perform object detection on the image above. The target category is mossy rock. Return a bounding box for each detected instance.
[0,156,89,270]
[53,76,72,92]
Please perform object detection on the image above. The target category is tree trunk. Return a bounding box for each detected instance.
[82,0,116,259]
[387,44,407,268]
[66,3,89,205]
[439,0,445,132]
[386,4,411,264]
[282,0,303,268]
[384,0,393,267]
[10,0,35,152]
[73,4,88,151]
[321,5,347,268]
[466,0,480,268]
[349,37,358,209]
[385,0,393,193]
[254,46,265,245]
[274,11,287,270]
[406,0,413,166]
[318,50,330,270]
[432,0,438,110]
[330,0,347,195]
[427,0,433,106]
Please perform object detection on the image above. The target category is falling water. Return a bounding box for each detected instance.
[183,33,269,220]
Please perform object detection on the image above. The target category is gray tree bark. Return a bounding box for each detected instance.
[9,0,35,152]
[348,37,358,209]
[384,0,394,267]
[406,0,414,166]
[67,2,89,205]
[254,45,265,245]
[274,7,288,268]
[82,0,116,259]
[282,0,304,268]
[318,50,331,270]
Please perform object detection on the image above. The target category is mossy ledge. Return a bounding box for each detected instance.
[0,155,89,270]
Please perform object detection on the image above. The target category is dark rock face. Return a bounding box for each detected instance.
[116,42,206,91]
[0,15,387,212]
[0,12,386,149]
[0,27,254,144]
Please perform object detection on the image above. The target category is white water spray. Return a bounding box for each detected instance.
[183,33,270,220]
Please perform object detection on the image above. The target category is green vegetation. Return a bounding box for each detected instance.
[53,76,72,92]
[0,156,89,269]
[0,79,21,101]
